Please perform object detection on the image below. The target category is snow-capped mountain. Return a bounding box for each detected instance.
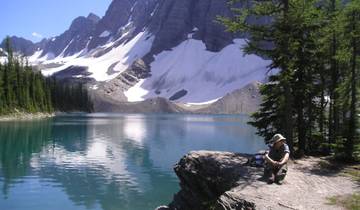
[2,0,273,109]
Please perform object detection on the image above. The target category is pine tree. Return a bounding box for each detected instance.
[336,1,360,160]
[0,63,4,113]
[4,37,15,108]
[324,0,343,152]
[221,0,297,152]
[248,75,285,143]
[222,0,327,156]
[0,38,93,115]
[222,0,360,159]
[346,3,360,160]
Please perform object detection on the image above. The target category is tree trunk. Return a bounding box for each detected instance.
[346,12,357,160]
[328,0,339,151]
[320,74,326,140]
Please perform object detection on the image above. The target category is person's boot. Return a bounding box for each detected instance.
[267,174,275,184]
[275,174,285,185]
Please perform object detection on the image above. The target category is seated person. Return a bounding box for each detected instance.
[264,134,290,184]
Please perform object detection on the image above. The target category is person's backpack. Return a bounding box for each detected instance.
[248,153,265,167]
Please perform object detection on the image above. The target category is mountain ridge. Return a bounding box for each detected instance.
[1,0,272,113]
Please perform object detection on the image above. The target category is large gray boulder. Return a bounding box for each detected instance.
[157,151,359,210]
[165,151,259,210]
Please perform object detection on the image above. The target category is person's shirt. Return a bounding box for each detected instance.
[268,143,290,161]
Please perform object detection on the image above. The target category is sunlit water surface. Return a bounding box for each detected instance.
[0,113,265,210]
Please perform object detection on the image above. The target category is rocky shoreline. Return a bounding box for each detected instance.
[157,151,359,210]
[0,112,55,121]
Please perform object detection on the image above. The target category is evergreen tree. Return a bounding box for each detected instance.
[346,2,360,159]
[0,63,4,113]
[222,0,326,156]
[0,38,93,115]
[4,37,15,108]
[222,0,359,159]
[335,1,360,160]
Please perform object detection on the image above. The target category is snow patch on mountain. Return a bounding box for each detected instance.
[99,30,111,38]
[124,79,149,101]
[40,52,56,61]
[150,3,159,16]
[186,99,220,106]
[125,39,272,103]
[59,39,75,57]
[28,50,45,64]
[40,31,154,81]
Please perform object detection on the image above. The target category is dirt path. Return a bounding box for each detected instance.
[229,157,359,209]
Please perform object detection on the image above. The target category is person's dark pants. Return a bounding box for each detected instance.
[264,163,287,182]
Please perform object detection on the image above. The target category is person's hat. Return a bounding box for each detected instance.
[271,134,286,144]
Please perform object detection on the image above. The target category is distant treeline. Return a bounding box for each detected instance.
[222,0,359,160]
[0,37,93,114]
[49,79,93,112]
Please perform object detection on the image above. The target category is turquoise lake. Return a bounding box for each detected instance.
[0,113,265,210]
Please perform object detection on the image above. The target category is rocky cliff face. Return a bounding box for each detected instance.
[86,0,159,51]
[40,13,100,57]
[0,36,37,56]
[3,0,244,57]
[147,0,241,54]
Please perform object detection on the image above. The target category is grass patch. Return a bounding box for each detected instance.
[342,165,360,183]
[326,194,360,210]
[318,160,340,171]
[317,158,360,183]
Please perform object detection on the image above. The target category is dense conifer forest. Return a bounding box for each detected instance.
[222,0,360,160]
[0,37,93,114]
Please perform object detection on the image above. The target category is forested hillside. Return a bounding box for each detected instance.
[222,0,360,160]
[0,38,93,114]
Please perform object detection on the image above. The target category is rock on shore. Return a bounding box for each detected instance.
[0,112,55,121]
[158,151,359,210]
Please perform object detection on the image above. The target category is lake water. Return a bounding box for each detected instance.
[0,113,265,210]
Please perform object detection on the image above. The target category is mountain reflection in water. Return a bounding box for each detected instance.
[0,113,265,210]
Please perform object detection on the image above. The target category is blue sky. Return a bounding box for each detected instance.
[0,0,112,43]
